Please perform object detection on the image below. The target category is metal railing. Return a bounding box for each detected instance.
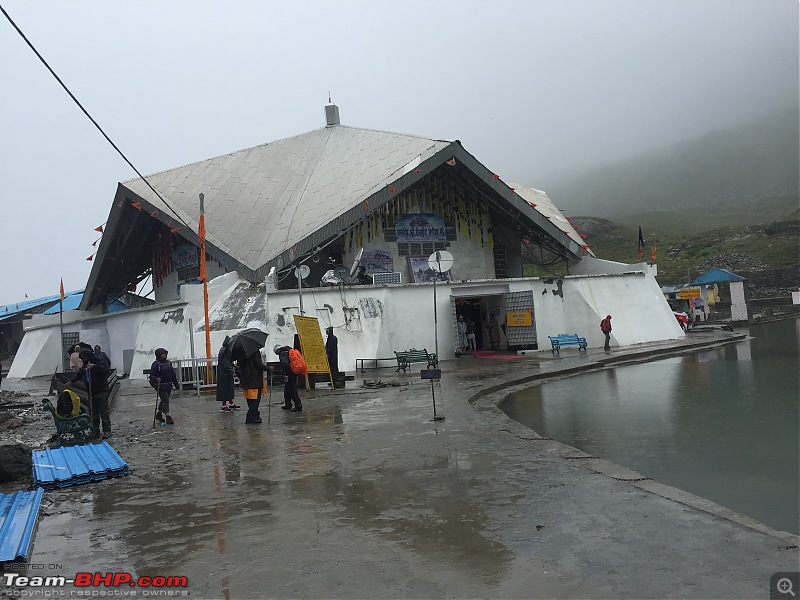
[172,357,222,396]
[355,357,397,373]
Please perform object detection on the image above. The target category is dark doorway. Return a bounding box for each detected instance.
[456,299,484,350]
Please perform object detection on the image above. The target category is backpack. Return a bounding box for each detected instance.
[56,389,81,418]
[288,349,308,375]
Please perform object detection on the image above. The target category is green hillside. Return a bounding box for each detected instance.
[529,216,800,298]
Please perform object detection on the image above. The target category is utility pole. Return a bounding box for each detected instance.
[199,193,212,382]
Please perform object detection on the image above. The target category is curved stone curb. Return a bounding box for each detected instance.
[466,334,800,544]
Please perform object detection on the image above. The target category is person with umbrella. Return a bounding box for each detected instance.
[216,336,240,412]
[229,329,270,424]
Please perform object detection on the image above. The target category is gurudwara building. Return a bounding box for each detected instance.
[10,105,682,380]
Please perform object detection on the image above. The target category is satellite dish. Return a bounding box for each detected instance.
[349,248,364,277]
[333,266,349,280]
[428,250,454,273]
[295,265,311,279]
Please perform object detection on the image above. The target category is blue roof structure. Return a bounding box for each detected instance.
[42,293,83,313]
[691,268,746,285]
[32,442,128,489]
[0,488,44,563]
[41,293,128,315]
[0,289,83,321]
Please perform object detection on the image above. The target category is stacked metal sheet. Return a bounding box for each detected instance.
[32,442,128,489]
[0,488,44,563]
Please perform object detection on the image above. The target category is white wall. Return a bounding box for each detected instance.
[155,259,229,303]
[265,270,683,371]
[9,267,683,380]
[730,281,749,321]
[8,327,62,378]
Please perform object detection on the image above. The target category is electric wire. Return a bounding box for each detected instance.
[0,3,187,227]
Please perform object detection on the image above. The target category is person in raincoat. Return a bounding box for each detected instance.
[235,350,270,424]
[325,327,339,379]
[216,336,239,412]
[149,348,179,425]
[273,344,302,412]
[65,349,111,439]
[69,345,82,371]
[600,315,613,351]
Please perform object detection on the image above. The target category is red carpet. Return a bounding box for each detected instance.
[467,350,524,360]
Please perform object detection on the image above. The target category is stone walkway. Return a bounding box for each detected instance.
[4,332,798,599]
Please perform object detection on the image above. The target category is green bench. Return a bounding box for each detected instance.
[41,398,96,446]
[394,348,438,372]
[548,333,588,353]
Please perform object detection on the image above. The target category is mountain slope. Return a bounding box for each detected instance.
[569,216,800,297]
[537,108,799,229]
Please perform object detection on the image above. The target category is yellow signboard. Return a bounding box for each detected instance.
[678,287,701,300]
[506,310,532,327]
[293,315,332,376]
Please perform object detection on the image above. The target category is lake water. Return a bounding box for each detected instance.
[501,319,800,535]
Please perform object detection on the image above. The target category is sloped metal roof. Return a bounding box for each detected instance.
[41,294,127,315]
[507,184,593,256]
[83,118,588,308]
[0,488,43,562]
[32,442,128,489]
[121,125,451,275]
[0,290,83,322]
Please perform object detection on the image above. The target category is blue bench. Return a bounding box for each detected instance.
[394,348,438,372]
[548,333,587,353]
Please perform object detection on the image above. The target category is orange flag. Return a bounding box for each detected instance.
[651,241,657,263]
[60,279,65,301]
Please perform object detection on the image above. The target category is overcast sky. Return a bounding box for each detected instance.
[1,0,797,306]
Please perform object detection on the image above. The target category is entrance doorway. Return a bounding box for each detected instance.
[456,299,484,350]
[454,295,506,351]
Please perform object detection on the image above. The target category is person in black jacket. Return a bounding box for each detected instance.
[325,327,339,379]
[235,350,270,424]
[216,336,240,413]
[93,345,111,368]
[149,348,180,425]
[65,349,111,439]
[273,344,302,412]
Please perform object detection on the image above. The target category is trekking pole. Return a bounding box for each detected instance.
[152,378,161,427]
[88,377,95,437]
[267,371,272,424]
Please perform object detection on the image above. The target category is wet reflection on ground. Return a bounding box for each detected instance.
[30,388,514,594]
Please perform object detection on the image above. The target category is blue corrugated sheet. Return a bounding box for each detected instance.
[0,488,44,563]
[0,289,83,321]
[42,293,128,315]
[32,442,128,489]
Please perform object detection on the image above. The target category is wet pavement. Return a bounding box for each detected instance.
[4,333,799,599]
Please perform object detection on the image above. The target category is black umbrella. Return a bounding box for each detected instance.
[69,341,92,353]
[229,328,269,361]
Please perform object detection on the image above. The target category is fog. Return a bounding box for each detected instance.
[1,0,797,304]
